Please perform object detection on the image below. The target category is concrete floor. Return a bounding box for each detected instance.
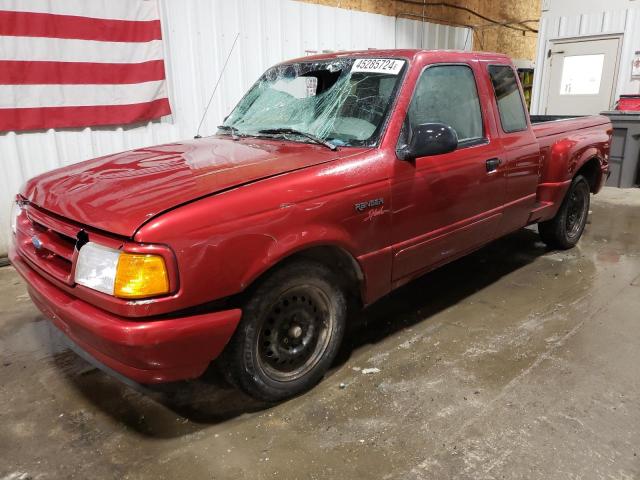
[1,187,639,480]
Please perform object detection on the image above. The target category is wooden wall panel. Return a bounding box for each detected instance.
[295,0,541,60]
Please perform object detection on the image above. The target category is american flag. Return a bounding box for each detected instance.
[0,0,171,132]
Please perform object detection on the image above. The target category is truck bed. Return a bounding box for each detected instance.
[531,114,611,139]
[530,112,611,225]
[530,115,579,123]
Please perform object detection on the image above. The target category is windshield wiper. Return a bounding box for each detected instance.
[217,125,240,140]
[257,128,337,151]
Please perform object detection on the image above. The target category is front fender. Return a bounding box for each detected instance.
[136,149,393,311]
[206,220,361,296]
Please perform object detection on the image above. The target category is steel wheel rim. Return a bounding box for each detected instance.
[566,183,589,238]
[256,285,333,382]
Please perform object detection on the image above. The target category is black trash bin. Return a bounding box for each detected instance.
[601,111,640,188]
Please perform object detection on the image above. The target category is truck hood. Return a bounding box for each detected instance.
[23,136,363,237]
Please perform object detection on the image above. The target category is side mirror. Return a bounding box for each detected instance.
[398,123,458,160]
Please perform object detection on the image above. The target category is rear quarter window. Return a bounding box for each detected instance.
[488,65,528,133]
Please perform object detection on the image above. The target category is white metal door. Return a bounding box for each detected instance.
[545,37,620,115]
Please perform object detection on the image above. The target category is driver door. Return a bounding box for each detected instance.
[391,62,506,284]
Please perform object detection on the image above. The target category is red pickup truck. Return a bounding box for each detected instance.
[10,50,610,401]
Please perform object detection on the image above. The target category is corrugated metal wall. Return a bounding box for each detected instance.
[531,5,640,114]
[0,0,471,256]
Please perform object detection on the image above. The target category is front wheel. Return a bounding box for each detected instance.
[220,260,347,402]
[538,174,591,250]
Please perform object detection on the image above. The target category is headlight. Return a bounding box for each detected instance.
[74,243,120,295]
[10,200,23,234]
[74,242,169,299]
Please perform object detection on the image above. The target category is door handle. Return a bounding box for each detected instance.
[486,158,502,173]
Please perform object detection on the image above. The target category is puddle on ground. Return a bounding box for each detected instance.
[1,196,640,479]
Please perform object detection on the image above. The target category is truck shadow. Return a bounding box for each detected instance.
[53,227,550,438]
[336,227,548,366]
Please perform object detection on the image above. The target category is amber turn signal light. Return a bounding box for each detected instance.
[114,253,169,299]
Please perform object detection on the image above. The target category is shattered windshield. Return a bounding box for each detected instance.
[221,58,406,147]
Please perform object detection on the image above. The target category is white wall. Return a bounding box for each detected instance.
[0,0,471,256]
[541,0,636,17]
[532,0,640,114]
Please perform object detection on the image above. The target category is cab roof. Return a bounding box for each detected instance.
[280,48,511,65]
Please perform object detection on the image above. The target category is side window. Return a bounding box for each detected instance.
[488,65,528,133]
[405,65,484,144]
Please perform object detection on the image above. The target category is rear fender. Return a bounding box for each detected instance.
[535,144,603,222]
[572,148,603,183]
[544,142,602,185]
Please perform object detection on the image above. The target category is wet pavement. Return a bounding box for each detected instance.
[1,187,639,480]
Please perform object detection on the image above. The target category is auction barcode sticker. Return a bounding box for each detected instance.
[351,58,405,75]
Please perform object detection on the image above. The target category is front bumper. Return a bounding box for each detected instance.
[10,246,242,384]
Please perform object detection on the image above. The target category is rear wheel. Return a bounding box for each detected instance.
[220,260,346,402]
[538,175,590,249]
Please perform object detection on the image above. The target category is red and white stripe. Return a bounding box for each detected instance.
[0,0,171,132]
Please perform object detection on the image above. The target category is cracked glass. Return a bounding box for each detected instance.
[221,58,406,148]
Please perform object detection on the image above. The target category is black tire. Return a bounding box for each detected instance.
[219,260,347,402]
[538,175,591,250]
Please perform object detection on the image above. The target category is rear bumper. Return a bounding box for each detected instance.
[10,245,242,384]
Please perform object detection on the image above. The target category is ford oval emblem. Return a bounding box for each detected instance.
[31,235,43,250]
